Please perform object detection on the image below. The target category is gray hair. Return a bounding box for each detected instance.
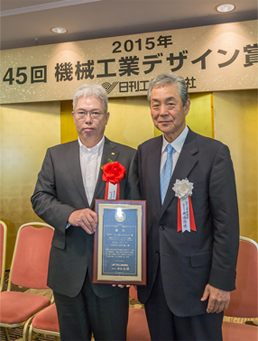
[147,73,189,106]
[73,83,108,112]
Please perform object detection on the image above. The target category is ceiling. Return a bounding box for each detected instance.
[0,0,257,51]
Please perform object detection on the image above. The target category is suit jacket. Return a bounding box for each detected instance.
[137,128,239,317]
[31,137,140,298]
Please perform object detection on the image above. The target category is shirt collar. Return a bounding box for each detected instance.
[162,126,189,154]
[78,136,105,156]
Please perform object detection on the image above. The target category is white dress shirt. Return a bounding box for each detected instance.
[78,136,105,206]
[160,126,189,175]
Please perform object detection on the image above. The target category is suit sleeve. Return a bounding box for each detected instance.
[208,144,239,291]
[31,148,76,234]
[124,150,141,200]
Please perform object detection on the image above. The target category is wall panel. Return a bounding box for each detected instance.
[214,90,258,241]
[0,102,60,267]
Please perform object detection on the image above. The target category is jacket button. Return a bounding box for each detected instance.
[156,251,159,256]
[159,225,165,231]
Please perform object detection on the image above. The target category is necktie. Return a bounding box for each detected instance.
[160,144,174,204]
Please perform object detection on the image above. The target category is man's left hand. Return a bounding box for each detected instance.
[112,284,131,288]
[201,284,230,313]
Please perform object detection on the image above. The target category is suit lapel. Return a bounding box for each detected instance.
[160,129,199,217]
[65,140,89,207]
[92,137,118,203]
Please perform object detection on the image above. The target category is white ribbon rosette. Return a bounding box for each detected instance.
[172,179,196,233]
[173,179,193,199]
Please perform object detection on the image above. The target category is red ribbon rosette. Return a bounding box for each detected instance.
[102,160,126,199]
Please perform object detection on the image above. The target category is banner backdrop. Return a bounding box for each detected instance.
[0,20,257,104]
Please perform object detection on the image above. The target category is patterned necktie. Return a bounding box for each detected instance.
[160,144,174,204]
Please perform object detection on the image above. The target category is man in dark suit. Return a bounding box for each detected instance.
[136,73,239,340]
[31,83,139,341]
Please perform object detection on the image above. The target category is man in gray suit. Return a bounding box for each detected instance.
[31,83,139,341]
[136,74,239,340]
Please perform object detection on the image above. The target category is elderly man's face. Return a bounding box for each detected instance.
[150,84,190,142]
[72,96,109,148]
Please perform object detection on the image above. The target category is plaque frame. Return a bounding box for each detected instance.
[93,199,146,285]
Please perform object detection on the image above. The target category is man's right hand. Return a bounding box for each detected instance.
[68,208,98,234]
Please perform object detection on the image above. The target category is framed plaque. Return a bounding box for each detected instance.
[93,200,146,285]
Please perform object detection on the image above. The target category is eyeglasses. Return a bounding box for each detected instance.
[74,110,104,119]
